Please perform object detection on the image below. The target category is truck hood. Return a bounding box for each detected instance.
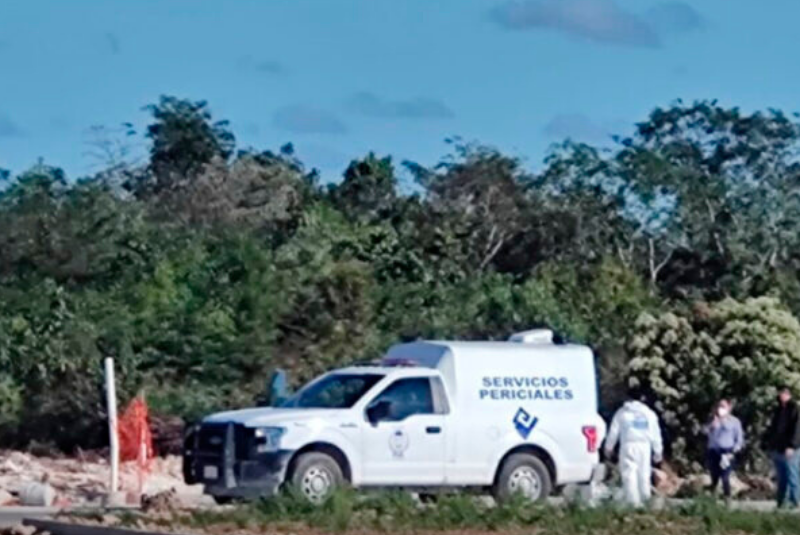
[203,407,352,427]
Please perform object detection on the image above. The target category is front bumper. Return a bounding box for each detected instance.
[202,452,293,498]
[184,422,294,499]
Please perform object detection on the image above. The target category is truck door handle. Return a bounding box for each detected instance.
[426,426,441,434]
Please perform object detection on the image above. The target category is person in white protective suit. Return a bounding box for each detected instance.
[603,389,664,507]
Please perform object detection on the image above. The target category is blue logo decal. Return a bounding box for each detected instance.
[632,416,649,430]
[513,408,539,439]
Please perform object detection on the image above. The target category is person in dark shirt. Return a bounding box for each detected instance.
[763,386,800,507]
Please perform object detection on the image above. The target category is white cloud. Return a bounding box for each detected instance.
[490,0,706,48]
[346,92,454,119]
[272,105,347,135]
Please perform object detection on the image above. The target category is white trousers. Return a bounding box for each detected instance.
[619,442,652,507]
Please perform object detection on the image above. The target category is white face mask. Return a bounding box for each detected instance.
[717,407,729,418]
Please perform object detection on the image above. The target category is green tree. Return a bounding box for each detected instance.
[531,142,637,273]
[273,204,378,380]
[0,280,108,449]
[141,96,235,193]
[122,229,283,420]
[406,141,532,274]
[150,149,314,240]
[615,102,800,300]
[0,169,148,285]
[329,153,398,222]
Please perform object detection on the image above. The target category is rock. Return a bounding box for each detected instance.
[102,492,128,508]
[653,462,685,496]
[669,472,750,498]
[6,524,36,535]
[100,514,119,526]
[150,415,185,457]
[141,488,180,513]
[653,467,683,496]
[741,474,774,492]
[675,474,711,498]
[562,483,581,503]
[0,451,202,507]
[729,474,749,497]
[18,482,55,506]
[739,474,775,500]
[0,489,15,506]
[562,481,611,507]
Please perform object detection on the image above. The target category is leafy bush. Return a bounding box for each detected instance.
[628,297,800,467]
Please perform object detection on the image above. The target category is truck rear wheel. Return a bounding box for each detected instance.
[289,452,344,504]
[493,453,552,503]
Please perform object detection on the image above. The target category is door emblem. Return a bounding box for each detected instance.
[513,408,539,439]
[389,429,410,458]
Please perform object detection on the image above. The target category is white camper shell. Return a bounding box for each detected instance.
[184,329,607,504]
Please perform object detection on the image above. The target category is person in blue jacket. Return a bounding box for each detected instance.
[704,398,744,499]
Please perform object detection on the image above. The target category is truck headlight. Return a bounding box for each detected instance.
[253,427,286,453]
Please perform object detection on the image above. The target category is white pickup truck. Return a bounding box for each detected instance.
[183,329,606,503]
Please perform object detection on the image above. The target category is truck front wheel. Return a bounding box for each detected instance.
[289,452,344,504]
[493,453,552,503]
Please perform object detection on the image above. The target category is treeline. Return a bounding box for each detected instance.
[2,97,800,466]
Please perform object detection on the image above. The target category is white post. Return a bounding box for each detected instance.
[104,357,119,494]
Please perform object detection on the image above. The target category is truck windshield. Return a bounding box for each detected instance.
[281,373,384,409]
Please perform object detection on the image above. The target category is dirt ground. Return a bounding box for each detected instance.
[0,448,777,507]
[0,451,203,507]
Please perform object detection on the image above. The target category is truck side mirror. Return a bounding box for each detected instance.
[367,400,392,426]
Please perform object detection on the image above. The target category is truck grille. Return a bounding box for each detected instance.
[197,423,227,455]
[196,422,252,459]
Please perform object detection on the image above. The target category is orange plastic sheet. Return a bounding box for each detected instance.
[118,395,153,493]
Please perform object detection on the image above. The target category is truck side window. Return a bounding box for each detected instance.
[371,378,434,421]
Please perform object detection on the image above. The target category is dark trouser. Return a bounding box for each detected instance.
[707,448,734,497]
[772,451,800,507]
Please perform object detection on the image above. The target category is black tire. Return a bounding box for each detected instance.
[492,453,553,503]
[289,452,344,504]
[213,495,236,505]
[418,492,439,504]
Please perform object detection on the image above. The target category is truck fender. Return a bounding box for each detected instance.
[286,431,361,484]
[490,432,564,485]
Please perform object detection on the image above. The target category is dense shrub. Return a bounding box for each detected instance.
[628,297,800,468]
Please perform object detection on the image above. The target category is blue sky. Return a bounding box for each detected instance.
[1,0,799,182]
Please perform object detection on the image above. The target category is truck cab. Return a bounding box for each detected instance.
[184,329,606,503]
